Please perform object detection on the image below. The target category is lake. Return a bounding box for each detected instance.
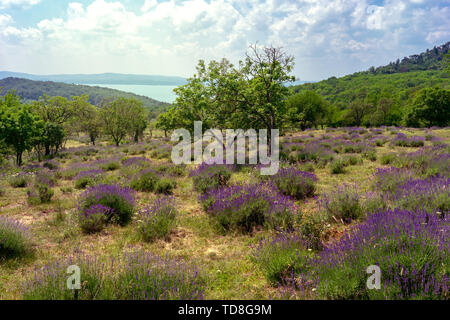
[85,84,178,103]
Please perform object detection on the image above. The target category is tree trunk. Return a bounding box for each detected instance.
[16,152,22,167]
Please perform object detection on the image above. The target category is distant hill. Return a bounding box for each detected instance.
[0,77,171,117]
[0,72,187,86]
[291,42,450,112]
[368,41,449,74]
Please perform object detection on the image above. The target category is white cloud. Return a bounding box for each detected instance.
[0,0,449,80]
[0,13,12,26]
[0,0,40,9]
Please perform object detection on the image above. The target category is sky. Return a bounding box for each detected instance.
[0,0,449,81]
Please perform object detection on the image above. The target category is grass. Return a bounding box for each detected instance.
[0,127,448,300]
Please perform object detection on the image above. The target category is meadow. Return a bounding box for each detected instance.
[0,126,448,300]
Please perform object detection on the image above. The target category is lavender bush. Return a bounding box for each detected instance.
[266,167,317,200]
[78,184,135,225]
[190,163,233,194]
[0,216,31,259]
[138,196,177,242]
[74,169,104,189]
[78,204,112,234]
[200,183,299,232]
[292,208,449,300]
[251,231,313,285]
[130,168,160,192]
[23,251,206,300]
[386,175,449,215]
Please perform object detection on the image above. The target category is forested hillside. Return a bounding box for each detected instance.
[290,42,450,126]
[0,72,187,86]
[0,77,170,117]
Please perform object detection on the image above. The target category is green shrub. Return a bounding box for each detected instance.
[78,204,110,234]
[251,232,313,285]
[380,153,396,165]
[101,161,120,171]
[9,174,28,188]
[190,164,232,194]
[130,170,160,192]
[330,159,346,174]
[318,185,363,223]
[362,150,377,161]
[155,178,177,195]
[27,183,54,204]
[74,177,95,189]
[0,216,31,259]
[138,196,177,242]
[38,184,54,203]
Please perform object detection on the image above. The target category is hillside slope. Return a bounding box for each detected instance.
[0,72,187,86]
[291,42,450,110]
[0,77,170,116]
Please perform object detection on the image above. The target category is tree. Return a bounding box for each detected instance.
[345,100,373,126]
[286,90,327,130]
[405,87,450,127]
[171,45,295,133]
[31,95,75,125]
[31,95,77,155]
[155,107,178,138]
[0,92,42,166]
[74,97,103,145]
[100,97,145,146]
[126,100,148,142]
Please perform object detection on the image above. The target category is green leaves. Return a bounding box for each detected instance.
[0,92,43,166]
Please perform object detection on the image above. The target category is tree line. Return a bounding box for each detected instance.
[0,93,149,166]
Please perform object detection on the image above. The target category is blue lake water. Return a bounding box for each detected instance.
[85,84,178,103]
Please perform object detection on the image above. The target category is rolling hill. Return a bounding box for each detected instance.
[291,42,450,111]
[0,77,170,117]
[0,72,187,86]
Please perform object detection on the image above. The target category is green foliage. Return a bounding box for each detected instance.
[166,44,295,134]
[0,92,43,166]
[9,175,28,188]
[139,198,177,242]
[0,217,31,260]
[329,159,347,174]
[286,90,327,129]
[100,97,147,146]
[251,233,313,285]
[0,77,169,114]
[130,171,160,192]
[405,87,450,127]
[155,178,177,194]
[380,153,396,165]
[100,161,120,171]
[291,43,449,127]
[191,165,232,194]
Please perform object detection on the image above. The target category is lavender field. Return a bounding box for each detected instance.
[0,127,448,300]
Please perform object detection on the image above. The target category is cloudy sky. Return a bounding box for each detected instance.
[0,0,449,81]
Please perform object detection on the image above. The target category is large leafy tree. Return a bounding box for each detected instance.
[31,94,77,156]
[170,44,295,135]
[405,87,450,127]
[286,90,327,130]
[345,100,373,126]
[100,97,147,146]
[0,92,42,166]
[72,96,103,145]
